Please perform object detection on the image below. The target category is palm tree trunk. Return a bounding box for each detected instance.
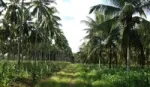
[113,50,117,67]
[124,48,127,69]
[98,53,101,68]
[146,48,149,68]
[48,51,50,60]
[109,44,112,69]
[127,43,130,71]
[17,0,24,73]
[2,52,4,59]
[34,32,37,62]
[33,32,37,82]
[140,45,145,68]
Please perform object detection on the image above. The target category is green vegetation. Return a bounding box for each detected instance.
[0,0,150,87]
[76,0,150,70]
[37,63,150,87]
[0,61,70,87]
[0,0,73,62]
[0,61,150,87]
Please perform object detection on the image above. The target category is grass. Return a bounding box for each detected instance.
[36,64,150,87]
[0,61,150,87]
[36,64,92,87]
[0,61,70,87]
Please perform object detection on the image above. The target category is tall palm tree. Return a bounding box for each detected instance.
[90,0,150,70]
[39,7,61,60]
[136,19,150,67]
[81,12,120,68]
[29,0,56,60]
[81,15,103,64]
[0,0,72,63]
[17,0,24,72]
[2,0,24,71]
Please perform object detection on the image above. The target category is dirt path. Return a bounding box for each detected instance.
[69,72,75,87]
[36,64,90,87]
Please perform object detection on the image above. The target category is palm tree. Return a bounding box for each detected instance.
[0,0,72,63]
[136,19,150,67]
[81,15,103,64]
[81,12,120,68]
[29,0,56,60]
[90,0,150,70]
[17,0,24,72]
[39,7,61,60]
[1,0,27,71]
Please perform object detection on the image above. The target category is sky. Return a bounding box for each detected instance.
[55,0,103,53]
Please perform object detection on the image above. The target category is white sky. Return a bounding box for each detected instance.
[55,0,103,52]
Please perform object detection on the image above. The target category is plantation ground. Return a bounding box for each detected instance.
[37,64,150,87]
[37,64,92,87]
[0,61,150,87]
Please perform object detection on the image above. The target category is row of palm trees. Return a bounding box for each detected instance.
[0,0,73,63]
[76,0,150,70]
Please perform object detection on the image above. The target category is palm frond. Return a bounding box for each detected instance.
[133,16,150,24]
[139,0,150,10]
[81,17,96,28]
[87,44,100,59]
[31,6,38,16]
[135,8,147,18]
[42,0,57,5]
[105,0,125,7]
[89,4,121,15]
[0,0,6,7]
[96,16,119,33]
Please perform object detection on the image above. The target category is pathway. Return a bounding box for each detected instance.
[37,64,92,87]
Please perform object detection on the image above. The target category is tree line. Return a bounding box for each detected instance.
[75,0,150,70]
[0,0,73,63]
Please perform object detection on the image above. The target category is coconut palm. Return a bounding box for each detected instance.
[136,19,150,67]
[39,7,61,60]
[81,15,102,64]
[90,0,150,70]
[29,0,56,59]
[81,12,119,68]
[2,0,27,71]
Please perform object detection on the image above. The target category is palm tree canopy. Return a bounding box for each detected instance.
[90,0,150,18]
